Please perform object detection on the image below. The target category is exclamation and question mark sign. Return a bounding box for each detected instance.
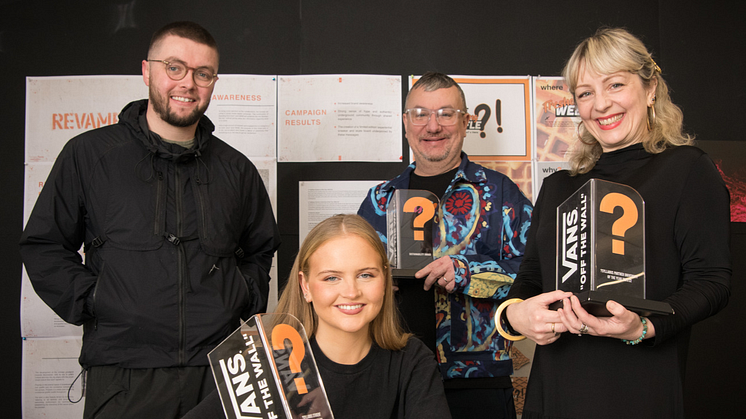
[271,324,308,394]
[469,100,502,137]
[473,104,491,138]
[402,197,436,241]
[599,192,638,255]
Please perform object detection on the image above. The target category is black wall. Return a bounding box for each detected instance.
[2,1,744,417]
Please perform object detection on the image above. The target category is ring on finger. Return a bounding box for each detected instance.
[550,323,556,334]
[579,323,589,334]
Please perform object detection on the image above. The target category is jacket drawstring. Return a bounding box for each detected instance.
[193,150,211,185]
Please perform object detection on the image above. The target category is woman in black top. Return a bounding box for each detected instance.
[500,28,731,419]
[185,214,450,419]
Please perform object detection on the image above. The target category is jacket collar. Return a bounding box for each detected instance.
[119,99,215,162]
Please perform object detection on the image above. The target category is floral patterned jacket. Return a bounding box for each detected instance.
[358,153,533,380]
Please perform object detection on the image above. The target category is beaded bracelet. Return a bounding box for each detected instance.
[622,316,647,345]
[496,298,526,341]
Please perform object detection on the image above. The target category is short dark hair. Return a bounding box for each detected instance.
[148,21,218,57]
[407,71,467,111]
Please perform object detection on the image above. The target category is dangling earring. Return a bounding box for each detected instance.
[647,96,657,131]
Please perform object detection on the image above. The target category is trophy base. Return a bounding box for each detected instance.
[392,269,436,351]
[549,291,674,317]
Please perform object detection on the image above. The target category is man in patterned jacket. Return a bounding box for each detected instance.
[358,72,532,419]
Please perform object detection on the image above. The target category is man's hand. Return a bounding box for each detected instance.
[417,256,457,293]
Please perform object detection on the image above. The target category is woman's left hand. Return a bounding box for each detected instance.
[558,295,654,341]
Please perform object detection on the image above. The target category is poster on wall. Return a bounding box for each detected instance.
[299,180,382,244]
[533,160,571,202]
[23,162,54,227]
[532,76,579,200]
[204,74,277,158]
[25,76,147,163]
[22,337,85,419]
[472,160,534,202]
[533,76,579,162]
[408,75,532,161]
[277,74,402,162]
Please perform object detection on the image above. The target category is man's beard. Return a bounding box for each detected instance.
[149,87,208,128]
[421,148,450,162]
[416,137,452,163]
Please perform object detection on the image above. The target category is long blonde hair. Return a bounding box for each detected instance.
[562,27,693,175]
[274,214,411,350]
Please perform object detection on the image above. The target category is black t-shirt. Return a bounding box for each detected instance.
[408,167,459,199]
[182,337,450,419]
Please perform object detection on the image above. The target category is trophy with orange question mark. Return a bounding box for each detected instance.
[386,189,440,274]
[207,313,334,419]
[555,179,673,316]
[386,189,440,349]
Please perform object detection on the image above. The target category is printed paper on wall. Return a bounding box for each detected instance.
[278,75,402,162]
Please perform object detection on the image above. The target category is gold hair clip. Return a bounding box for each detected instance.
[651,58,662,73]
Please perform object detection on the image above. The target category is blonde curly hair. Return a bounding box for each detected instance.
[562,27,693,175]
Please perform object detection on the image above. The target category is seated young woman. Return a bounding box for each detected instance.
[184,214,451,419]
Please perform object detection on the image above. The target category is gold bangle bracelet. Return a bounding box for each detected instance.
[496,298,526,341]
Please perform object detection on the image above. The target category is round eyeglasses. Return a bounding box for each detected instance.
[147,59,218,87]
[405,107,466,126]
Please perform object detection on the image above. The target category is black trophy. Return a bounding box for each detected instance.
[387,189,440,350]
[207,313,334,419]
[554,179,673,316]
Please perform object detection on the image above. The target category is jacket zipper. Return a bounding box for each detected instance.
[154,171,165,235]
[175,165,187,366]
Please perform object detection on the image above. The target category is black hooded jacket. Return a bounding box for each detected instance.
[20,99,281,368]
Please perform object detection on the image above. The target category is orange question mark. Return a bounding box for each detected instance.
[271,324,308,394]
[599,192,638,255]
[402,197,436,241]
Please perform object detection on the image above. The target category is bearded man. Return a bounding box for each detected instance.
[20,21,280,419]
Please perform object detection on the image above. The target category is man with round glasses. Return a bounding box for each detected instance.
[20,21,280,419]
[359,72,532,419]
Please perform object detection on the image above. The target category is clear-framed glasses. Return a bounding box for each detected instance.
[147,59,218,87]
[405,107,466,126]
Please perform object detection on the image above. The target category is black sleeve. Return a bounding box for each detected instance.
[650,153,731,344]
[237,162,281,317]
[19,139,98,325]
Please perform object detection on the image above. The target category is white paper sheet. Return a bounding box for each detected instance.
[22,337,85,419]
[298,180,382,244]
[25,76,147,163]
[203,74,277,158]
[278,75,402,162]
